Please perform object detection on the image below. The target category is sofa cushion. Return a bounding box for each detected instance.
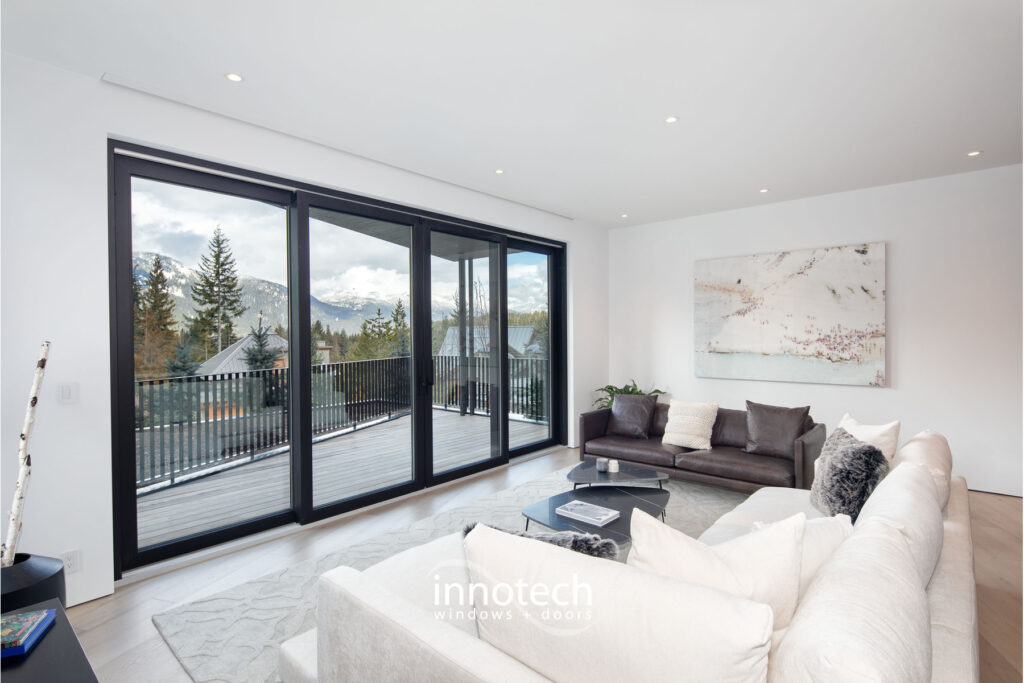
[675,446,795,487]
[711,407,747,448]
[628,508,803,643]
[810,427,888,521]
[699,487,824,544]
[768,517,932,683]
[606,394,658,438]
[893,429,953,509]
[662,400,718,449]
[753,514,854,598]
[464,524,773,683]
[745,400,810,458]
[586,435,681,467]
[838,413,901,463]
[649,402,670,437]
[365,532,478,636]
[855,462,944,586]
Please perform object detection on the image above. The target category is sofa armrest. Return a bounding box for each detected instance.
[317,567,548,683]
[578,408,611,458]
[794,423,826,490]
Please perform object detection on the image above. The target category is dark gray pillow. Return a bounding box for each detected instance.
[745,400,810,457]
[606,394,658,439]
[810,428,889,521]
[463,524,618,559]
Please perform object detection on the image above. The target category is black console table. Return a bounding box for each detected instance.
[1,598,97,682]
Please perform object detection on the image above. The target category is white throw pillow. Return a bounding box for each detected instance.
[892,429,953,508]
[463,524,773,683]
[753,514,853,598]
[855,461,944,586]
[837,413,901,463]
[662,400,718,449]
[628,508,803,637]
[769,517,932,683]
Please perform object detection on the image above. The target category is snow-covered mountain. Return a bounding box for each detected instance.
[132,252,393,334]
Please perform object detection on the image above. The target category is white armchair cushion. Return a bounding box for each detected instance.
[464,524,773,683]
[628,508,803,637]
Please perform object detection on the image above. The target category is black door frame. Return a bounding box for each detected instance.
[109,140,567,576]
[109,154,297,572]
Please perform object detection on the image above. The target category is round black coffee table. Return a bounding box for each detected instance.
[521,485,670,545]
[567,460,669,489]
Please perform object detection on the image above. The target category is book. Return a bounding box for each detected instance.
[555,500,620,526]
[1,609,56,658]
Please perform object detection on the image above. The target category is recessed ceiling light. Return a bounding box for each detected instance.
[495,169,504,174]
[967,150,983,157]
[226,73,243,82]
[620,213,629,219]
[664,116,679,124]
[759,188,770,193]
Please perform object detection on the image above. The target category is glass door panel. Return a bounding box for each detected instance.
[507,247,553,449]
[130,177,291,549]
[308,208,414,507]
[430,232,502,474]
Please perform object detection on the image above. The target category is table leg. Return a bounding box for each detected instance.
[525,518,530,531]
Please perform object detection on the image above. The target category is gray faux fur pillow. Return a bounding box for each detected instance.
[810,427,889,521]
[463,523,618,560]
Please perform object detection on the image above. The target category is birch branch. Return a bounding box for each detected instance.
[1,341,51,568]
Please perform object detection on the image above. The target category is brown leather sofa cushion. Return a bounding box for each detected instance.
[649,403,670,438]
[585,436,682,467]
[745,401,810,458]
[674,447,795,487]
[606,394,658,439]
[710,408,747,448]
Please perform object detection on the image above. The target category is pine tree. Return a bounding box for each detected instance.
[136,255,178,378]
[190,226,246,354]
[390,298,410,356]
[166,334,200,377]
[243,313,281,371]
[348,308,394,360]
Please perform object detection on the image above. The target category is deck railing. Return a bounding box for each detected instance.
[134,355,548,489]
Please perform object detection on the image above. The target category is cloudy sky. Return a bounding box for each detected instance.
[132,177,548,312]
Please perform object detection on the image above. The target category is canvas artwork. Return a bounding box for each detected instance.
[694,242,886,386]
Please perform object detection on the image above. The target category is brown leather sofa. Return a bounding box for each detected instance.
[579,404,826,492]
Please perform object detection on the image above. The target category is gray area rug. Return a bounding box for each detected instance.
[152,466,748,682]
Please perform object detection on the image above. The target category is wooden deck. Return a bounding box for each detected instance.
[137,410,548,548]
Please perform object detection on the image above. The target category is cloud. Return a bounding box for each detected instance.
[311,266,410,303]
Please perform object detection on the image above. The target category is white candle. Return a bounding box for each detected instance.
[608,459,619,473]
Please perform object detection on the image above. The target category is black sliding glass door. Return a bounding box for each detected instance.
[110,143,565,574]
[429,230,505,478]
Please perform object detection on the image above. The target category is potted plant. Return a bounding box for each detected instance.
[592,379,665,409]
[1,342,66,612]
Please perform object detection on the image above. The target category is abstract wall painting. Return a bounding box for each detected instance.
[694,242,886,386]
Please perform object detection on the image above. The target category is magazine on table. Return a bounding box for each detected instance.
[555,500,620,526]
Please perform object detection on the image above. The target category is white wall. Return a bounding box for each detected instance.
[0,52,608,606]
[608,165,1022,496]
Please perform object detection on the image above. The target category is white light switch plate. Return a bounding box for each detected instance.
[58,382,80,404]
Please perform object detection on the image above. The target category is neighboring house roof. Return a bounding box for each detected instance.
[195,332,288,375]
[437,326,537,357]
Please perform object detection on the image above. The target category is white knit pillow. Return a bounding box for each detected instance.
[838,413,900,463]
[662,400,718,449]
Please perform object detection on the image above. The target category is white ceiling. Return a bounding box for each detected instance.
[2,1,1021,228]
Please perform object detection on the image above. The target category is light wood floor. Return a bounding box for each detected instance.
[138,410,548,546]
[69,450,1022,682]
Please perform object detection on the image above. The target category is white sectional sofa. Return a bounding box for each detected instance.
[280,429,977,682]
